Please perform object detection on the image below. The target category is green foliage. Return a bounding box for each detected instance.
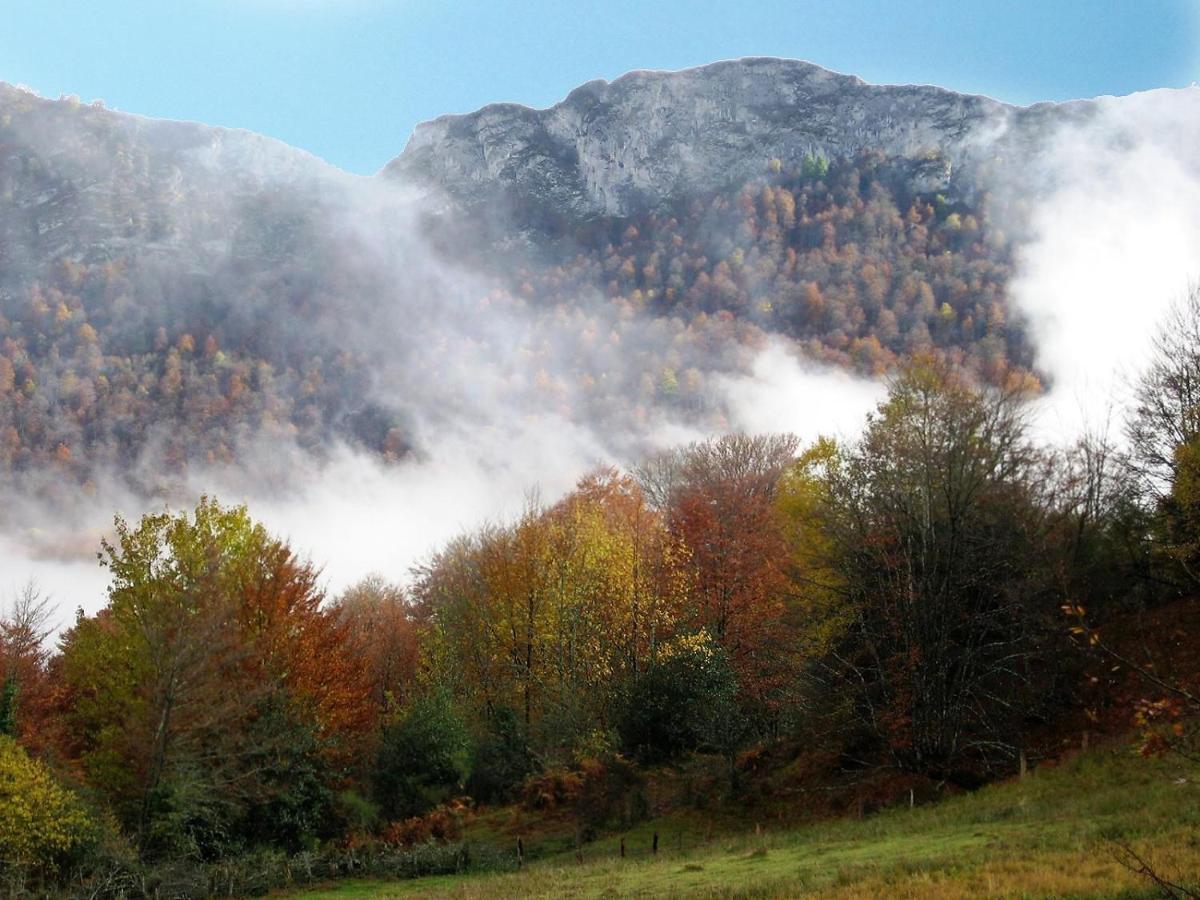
[231,703,335,854]
[0,677,16,738]
[467,706,536,804]
[333,791,381,836]
[138,763,238,861]
[618,632,743,764]
[799,153,829,180]
[376,692,470,820]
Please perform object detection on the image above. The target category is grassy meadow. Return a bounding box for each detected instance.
[290,744,1200,899]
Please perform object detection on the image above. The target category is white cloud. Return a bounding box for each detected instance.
[1011,88,1200,446]
[715,338,884,445]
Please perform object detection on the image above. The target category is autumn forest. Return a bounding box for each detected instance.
[1,67,1199,900]
[6,321,1200,895]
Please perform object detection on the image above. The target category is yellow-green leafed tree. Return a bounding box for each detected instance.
[775,437,854,658]
[0,735,94,872]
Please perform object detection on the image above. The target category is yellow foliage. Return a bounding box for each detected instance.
[657,629,718,663]
[775,439,854,656]
[0,736,94,870]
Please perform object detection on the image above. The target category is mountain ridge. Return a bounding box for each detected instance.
[383,56,1092,222]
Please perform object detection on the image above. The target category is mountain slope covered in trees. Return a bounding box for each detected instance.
[0,61,1073,497]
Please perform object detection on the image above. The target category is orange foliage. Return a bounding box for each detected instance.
[237,543,377,764]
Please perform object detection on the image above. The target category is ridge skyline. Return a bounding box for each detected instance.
[4,54,1195,179]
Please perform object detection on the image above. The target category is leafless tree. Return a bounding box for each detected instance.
[1127,283,1200,502]
[0,579,55,664]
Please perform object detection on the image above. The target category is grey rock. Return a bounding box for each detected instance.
[0,82,348,276]
[384,57,1090,220]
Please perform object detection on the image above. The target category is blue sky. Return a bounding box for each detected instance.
[2,0,1196,174]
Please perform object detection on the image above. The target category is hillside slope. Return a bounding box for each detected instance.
[296,744,1199,899]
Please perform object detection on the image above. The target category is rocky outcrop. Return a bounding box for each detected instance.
[384,57,1084,220]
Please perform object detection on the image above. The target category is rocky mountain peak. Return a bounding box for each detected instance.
[384,57,1069,221]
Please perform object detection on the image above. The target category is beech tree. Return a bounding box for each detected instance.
[0,582,55,750]
[641,434,800,718]
[417,471,690,758]
[58,498,372,855]
[333,576,421,710]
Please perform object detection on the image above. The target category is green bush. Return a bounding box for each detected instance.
[0,677,17,738]
[467,706,536,803]
[375,691,469,820]
[333,790,381,835]
[618,632,744,764]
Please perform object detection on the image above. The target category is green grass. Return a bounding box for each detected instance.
[292,746,1200,899]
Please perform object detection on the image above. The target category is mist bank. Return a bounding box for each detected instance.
[3,341,886,627]
[1011,87,1200,446]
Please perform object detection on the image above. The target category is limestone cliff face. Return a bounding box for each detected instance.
[385,57,1079,219]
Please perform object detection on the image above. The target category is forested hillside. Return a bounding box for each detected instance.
[490,151,1028,380]
[0,79,1029,495]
